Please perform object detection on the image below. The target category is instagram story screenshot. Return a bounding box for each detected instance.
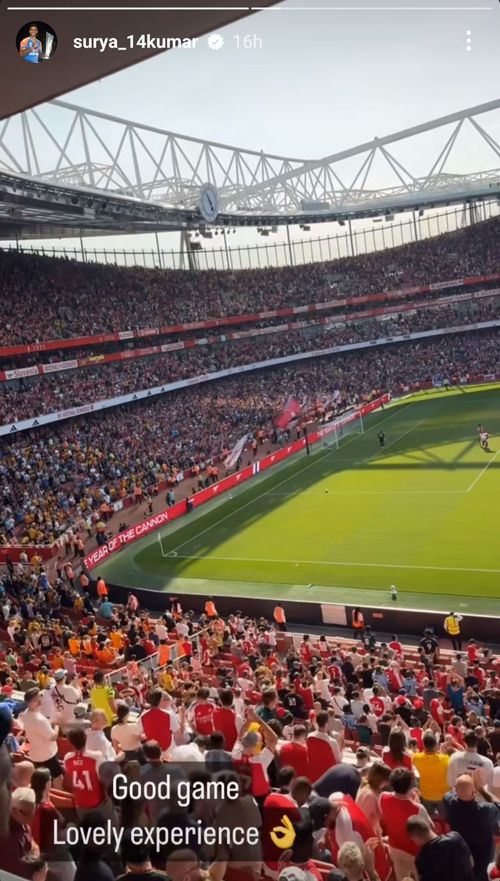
[1,2,500,881]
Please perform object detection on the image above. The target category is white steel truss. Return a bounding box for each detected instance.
[1,98,500,220]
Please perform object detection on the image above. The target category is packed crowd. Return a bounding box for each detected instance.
[1,328,500,546]
[2,216,500,347]
[1,280,498,376]
[0,583,499,881]
[1,295,500,426]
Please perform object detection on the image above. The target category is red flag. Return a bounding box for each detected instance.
[276,397,301,430]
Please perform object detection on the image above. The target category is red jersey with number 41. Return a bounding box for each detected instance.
[64,749,104,808]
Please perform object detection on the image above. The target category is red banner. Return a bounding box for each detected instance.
[83,465,255,570]
[84,508,183,569]
[2,272,500,362]
[1,285,498,385]
[259,441,305,472]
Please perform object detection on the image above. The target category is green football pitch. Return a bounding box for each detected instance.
[94,384,500,616]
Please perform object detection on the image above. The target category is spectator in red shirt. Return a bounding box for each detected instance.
[212,689,240,752]
[142,636,156,656]
[31,767,75,879]
[63,728,111,818]
[306,710,342,783]
[409,717,424,751]
[279,726,311,781]
[299,636,313,665]
[382,727,413,771]
[188,688,216,737]
[295,678,315,713]
[389,634,403,656]
[369,685,386,718]
[447,717,465,747]
[467,640,480,665]
[0,787,38,878]
[379,767,433,881]
[430,694,446,727]
[139,690,180,756]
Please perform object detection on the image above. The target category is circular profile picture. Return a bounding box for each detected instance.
[16,21,58,64]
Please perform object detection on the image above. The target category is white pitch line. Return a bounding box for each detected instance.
[365,419,424,462]
[162,401,418,558]
[173,554,500,575]
[267,489,465,496]
[466,446,500,493]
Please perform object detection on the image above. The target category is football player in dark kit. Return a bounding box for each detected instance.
[378,430,385,448]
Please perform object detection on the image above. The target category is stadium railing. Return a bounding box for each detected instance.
[108,624,212,685]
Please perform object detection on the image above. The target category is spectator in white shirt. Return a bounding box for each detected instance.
[47,670,82,731]
[350,692,365,720]
[363,704,379,734]
[155,621,168,641]
[447,730,494,789]
[175,619,189,638]
[330,687,349,719]
[170,740,207,763]
[314,671,332,703]
[86,710,120,762]
[111,704,143,761]
[19,688,63,787]
[267,628,277,649]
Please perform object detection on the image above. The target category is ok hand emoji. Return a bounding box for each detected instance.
[270,814,296,850]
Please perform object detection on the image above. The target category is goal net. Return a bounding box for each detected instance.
[320,407,364,451]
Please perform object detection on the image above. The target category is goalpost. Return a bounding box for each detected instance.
[321,408,364,451]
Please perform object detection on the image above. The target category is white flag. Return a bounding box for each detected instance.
[223,434,248,469]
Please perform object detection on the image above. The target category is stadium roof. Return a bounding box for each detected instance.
[2,98,500,240]
[0,0,279,120]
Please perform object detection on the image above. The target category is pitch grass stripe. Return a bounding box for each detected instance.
[364,420,424,462]
[466,445,500,492]
[160,400,418,560]
[172,554,500,575]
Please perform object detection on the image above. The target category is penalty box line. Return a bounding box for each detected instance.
[170,554,500,576]
[267,489,465,497]
[466,445,500,493]
[159,401,418,560]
